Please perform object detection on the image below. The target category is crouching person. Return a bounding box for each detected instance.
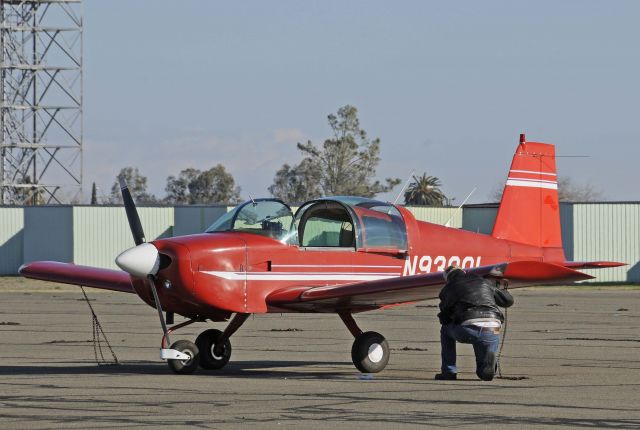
[435,265,514,381]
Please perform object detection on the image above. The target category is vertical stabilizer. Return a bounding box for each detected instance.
[492,134,563,250]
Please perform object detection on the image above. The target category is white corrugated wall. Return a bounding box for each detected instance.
[0,207,24,274]
[571,203,640,283]
[406,206,461,227]
[0,203,638,281]
[73,207,174,269]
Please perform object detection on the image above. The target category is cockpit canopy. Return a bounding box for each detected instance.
[206,196,408,252]
[294,197,408,251]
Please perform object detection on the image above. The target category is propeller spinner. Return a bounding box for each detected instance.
[116,243,160,278]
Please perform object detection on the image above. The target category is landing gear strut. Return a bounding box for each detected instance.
[148,275,199,372]
[147,277,251,375]
[339,311,390,373]
[156,311,250,375]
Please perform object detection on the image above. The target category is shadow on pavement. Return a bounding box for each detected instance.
[0,360,356,379]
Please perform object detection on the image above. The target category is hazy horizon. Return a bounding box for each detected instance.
[82,1,639,204]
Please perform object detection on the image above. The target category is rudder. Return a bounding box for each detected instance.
[492,134,563,250]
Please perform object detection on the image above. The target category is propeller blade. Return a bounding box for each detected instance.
[119,177,146,245]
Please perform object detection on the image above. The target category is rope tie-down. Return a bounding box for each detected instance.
[80,287,119,366]
[496,282,527,381]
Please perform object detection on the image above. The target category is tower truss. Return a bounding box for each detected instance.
[0,0,82,204]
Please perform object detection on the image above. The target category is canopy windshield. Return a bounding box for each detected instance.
[206,199,294,242]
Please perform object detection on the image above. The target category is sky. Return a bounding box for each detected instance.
[82,0,640,204]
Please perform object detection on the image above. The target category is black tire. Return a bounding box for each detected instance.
[351,331,389,373]
[195,329,232,370]
[167,340,199,375]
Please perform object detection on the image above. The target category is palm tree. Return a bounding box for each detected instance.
[403,173,447,206]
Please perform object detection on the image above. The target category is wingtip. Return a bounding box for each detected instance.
[580,272,596,280]
[18,263,27,275]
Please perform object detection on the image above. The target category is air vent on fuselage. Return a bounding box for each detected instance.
[159,253,172,270]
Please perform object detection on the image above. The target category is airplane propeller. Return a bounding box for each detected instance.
[115,178,175,336]
[115,177,160,278]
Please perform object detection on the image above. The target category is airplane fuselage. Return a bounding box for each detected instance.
[135,205,565,320]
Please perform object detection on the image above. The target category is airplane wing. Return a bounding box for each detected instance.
[266,261,595,312]
[19,261,135,294]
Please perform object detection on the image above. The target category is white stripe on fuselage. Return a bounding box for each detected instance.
[203,255,483,281]
[201,271,400,281]
[271,264,402,269]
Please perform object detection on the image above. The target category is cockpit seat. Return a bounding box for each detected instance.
[339,225,355,247]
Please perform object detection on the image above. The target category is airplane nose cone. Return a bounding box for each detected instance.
[115,243,160,278]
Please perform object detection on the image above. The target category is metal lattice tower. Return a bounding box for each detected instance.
[0,0,82,204]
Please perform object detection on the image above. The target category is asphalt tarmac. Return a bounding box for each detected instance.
[0,278,638,429]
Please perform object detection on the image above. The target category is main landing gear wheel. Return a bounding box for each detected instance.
[351,331,389,373]
[167,340,200,375]
[195,329,232,370]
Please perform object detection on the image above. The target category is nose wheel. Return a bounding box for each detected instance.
[167,340,200,374]
[166,332,232,374]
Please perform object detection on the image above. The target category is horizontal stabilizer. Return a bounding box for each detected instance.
[20,261,135,294]
[495,261,594,285]
[563,261,626,270]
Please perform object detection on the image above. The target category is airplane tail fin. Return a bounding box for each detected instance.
[492,134,563,251]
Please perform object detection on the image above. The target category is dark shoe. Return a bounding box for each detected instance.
[478,352,497,381]
[434,373,457,380]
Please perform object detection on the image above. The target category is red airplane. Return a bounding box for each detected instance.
[20,134,623,374]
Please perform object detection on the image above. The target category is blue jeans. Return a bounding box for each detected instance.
[440,323,500,378]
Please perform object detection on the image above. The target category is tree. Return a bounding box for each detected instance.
[91,182,98,205]
[268,159,322,203]
[403,173,447,206]
[109,167,156,204]
[164,168,200,204]
[490,176,603,202]
[556,177,603,202]
[165,164,241,204]
[270,105,400,199]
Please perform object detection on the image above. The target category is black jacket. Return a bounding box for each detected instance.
[437,270,514,325]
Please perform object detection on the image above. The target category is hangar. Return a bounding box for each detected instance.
[1,202,638,283]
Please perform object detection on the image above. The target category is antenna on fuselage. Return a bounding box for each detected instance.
[393,170,416,205]
[248,194,257,206]
[444,187,476,228]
